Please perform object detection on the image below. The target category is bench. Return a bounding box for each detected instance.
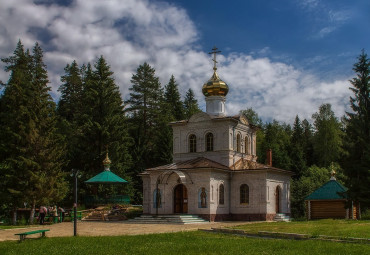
[15,229,50,242]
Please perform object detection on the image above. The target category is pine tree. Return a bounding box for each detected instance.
[342,50,370,208]
[183,88,201,119]
[57,61,85,171]
[302,119,314,167]
[312,104,343,167]
[0,41,67,224]
[164,75,184,121]
[78,56,132,192]
[126,63,169,201]
[290,115,306,177]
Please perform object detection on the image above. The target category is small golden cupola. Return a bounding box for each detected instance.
[202,47,229,116]
[103,151,112,171]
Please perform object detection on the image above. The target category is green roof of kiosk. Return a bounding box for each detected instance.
[85,152,128,184]
[85,170,128,184]
[305,179,347,200]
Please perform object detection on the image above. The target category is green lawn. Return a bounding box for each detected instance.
[233,219,370,238]
[0,231,369,255]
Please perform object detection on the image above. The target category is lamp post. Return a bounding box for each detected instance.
[71,169,81,236]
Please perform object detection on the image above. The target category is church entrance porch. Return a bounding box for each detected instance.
[174,184,188,213]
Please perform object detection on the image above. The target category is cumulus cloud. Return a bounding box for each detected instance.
[0,0,351,124]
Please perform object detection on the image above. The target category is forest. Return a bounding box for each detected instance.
[0,41,369,223]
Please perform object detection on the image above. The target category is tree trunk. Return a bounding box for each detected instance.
[29,202,36,224]
[12,208,17,225]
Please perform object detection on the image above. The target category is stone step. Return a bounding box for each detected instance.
[128,214,208,224]
[274,213,291,222]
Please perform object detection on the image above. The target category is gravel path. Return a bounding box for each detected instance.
[0,221,252,242]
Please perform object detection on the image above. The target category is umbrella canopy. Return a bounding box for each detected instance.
[85,170,128,184]
[85,151,128,184]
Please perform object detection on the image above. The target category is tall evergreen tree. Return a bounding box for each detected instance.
[290,115,306,177]
[312,104,343,167]
[183,88,201,119]
[57,61,84,171]
[0,41,67,224]
[126,62,166,201]
[342,50,370,209]
[302,119,314,167]
[78,56,132,192]
[164,75,184,121]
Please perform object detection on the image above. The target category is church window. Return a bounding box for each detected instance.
[189,134,196,152]
[240,184,249,204]
[236,134,241,153]
[219,184,224,205]
[206,133,214,151]
[245,136,250,154]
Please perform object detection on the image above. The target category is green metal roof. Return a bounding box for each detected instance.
[85,170,128,184]
[305,179,347,200]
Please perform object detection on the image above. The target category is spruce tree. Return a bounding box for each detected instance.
[164,75,184,121]
[302,119,314,167]
[290,115,306,177]
[126,63,168,201]
[183,88,201,119]
[0,41,67,224]
[312,104,343,167]
[78,56,132,195]
[343,50,370,208]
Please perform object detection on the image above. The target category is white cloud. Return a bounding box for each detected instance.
[0,0,352,124]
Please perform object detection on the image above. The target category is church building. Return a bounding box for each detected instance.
[140,48,293,221]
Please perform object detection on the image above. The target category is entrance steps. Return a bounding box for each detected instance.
[127,214,208,224]
[274,213,291,222]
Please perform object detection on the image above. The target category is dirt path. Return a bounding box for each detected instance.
[0,221,252,242]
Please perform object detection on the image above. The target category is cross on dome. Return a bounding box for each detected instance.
[209,46,221,71]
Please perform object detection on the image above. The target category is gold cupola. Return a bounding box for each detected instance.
[202,47,229,97]
[103,150,112,171]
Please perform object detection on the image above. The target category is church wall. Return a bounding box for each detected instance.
[141,175,151,214]
[172,116,257,167]
[230,172,267,215]
[209,171,230,215]
[266,172,291,215]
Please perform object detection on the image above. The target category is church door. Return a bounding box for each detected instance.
[174,184,188,213]
[275,186,281,213]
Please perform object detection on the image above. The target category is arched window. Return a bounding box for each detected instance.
[206,133,213,151]
[236,134,241,153]
[245,136,250,154]
[189,134,196,152]
[240,184,249,204]
[219,184,224,205]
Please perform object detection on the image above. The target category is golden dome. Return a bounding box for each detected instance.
[103,152,111,166]
[202,46,229,97]
[202,71,229,97]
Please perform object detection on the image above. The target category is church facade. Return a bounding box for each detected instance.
[140,48,292,221]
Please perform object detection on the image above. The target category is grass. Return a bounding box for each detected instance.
[232,219,370,238]
[0,231,369,255]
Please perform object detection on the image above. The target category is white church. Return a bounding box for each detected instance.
[140,48,293,221]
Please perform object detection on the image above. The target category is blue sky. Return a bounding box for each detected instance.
[0,0,369,123]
